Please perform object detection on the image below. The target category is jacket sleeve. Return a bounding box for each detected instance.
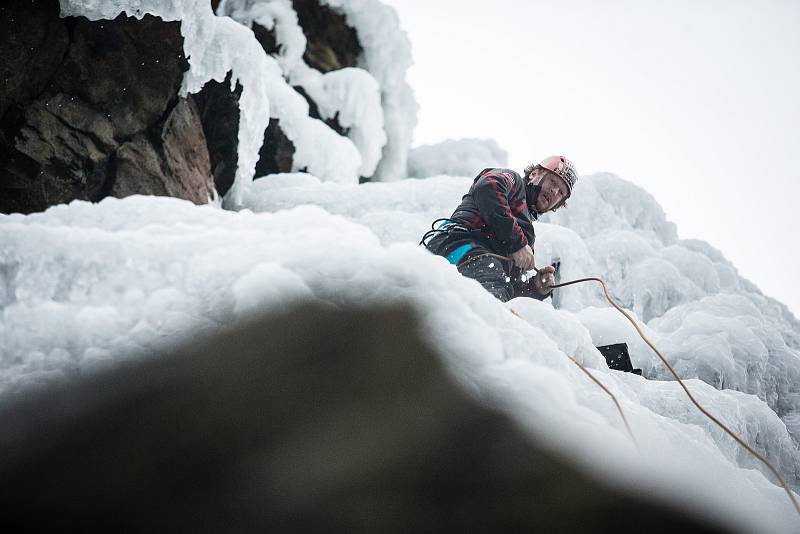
[471,169,529,255]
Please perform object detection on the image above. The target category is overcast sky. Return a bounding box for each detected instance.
[384,0,800,317]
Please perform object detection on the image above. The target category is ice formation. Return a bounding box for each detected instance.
[320,0,418,181]
[3,179,800,532]
[217,0,416,181]
[220,0,387,178]
[408,138,509,178]
[3,2,799,533]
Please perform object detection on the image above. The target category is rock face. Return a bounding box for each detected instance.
[192,72,243,198]
[255,118,296,178]
[0,0,216,214]
[0,302,730,533]
[1,0,381,213]
[292,0,362,73]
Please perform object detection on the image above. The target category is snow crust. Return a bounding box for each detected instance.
[408,138,509,178]
[3,172,800,532]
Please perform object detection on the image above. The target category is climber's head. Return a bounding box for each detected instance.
[524,155,577,213]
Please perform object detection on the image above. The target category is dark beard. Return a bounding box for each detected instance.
[526,183,542,220]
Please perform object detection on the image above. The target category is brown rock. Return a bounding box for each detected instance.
[0,0,217,214]
[56,12,189,138]
[112,98,212,204]
[111,136,170,198]
[161,97,215,202]
[0,0,69,121]
[252,20,280,57]
[192,72,243,198]
[255,118,296,178]
[14,94,118,203]
[292,0,362,73]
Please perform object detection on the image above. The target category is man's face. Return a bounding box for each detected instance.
[532,170,570,212]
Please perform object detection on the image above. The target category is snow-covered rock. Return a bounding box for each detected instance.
[216,0,416,185]
[2,0,418,214]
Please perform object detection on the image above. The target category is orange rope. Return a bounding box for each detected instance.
[564,352,640,451]
[508,310,639,449]
[470,252,800,516]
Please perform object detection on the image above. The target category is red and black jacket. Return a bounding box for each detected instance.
[430,167,540,258]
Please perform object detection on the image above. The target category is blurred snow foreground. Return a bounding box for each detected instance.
[1,0,799,532]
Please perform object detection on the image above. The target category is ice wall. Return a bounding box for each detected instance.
[539,173,800,438]
[232,170,800,438]
[2,181,800,532]
[320,0,418,181]
[220,0,383,180]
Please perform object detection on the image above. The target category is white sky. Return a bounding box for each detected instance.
[384,0,800,318]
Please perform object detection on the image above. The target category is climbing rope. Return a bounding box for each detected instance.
[468,252,800,516]
[508,308,639,450]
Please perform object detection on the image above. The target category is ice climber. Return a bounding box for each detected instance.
[422,155,577,302]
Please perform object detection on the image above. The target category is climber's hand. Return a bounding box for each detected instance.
[533,265,556,295]
[510,245,535,271]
